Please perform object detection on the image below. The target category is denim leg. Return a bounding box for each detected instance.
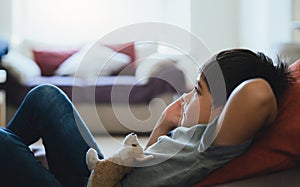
[6,84,104,187]
[0,127,63,187]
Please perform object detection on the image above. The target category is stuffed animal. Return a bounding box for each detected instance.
[86,133,153,187]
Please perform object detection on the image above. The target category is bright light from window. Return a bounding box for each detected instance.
[12,0,191,45]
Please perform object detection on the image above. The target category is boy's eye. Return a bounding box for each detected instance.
[194,87,201,94]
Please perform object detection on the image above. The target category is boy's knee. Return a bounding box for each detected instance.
[32,84,60,95]
[21,84,66,110]
[28,84,63,100]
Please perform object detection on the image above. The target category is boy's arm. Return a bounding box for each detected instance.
[213,78,277,146]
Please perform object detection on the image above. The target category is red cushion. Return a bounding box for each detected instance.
[194,59,300,187]
[105,42,136,63]
[33,49,77,76]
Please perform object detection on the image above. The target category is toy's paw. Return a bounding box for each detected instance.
[86,148,100,171]
[135,154,154,163]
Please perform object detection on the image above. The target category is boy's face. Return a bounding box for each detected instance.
[180,74,213,127]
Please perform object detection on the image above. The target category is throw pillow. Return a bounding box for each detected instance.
[33,49,77,76]
[135,53,177,84]
[1,51,41,84]
[105,42,136,75]
[193,59,300,187]
[134,42,158,66]
[55,42,131,79]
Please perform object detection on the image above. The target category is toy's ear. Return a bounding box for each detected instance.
[123,132,137,145]
[86,148,100,171]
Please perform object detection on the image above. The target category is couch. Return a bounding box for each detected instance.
[0,40,188,134]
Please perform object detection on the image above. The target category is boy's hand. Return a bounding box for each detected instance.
[160,96,183,129]
[145,96,184,148]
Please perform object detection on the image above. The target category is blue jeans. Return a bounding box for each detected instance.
[0,84,104,187]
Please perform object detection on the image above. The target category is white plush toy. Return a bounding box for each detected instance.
[86,133,153,187]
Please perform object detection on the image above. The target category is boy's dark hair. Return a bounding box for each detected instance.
[202,49,294,107]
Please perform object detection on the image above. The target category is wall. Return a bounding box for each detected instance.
[292,0,300,41]
[1,1,296,59]
[6,0,191,46]
[0,0,12,40]
[190,0,293,58]
[239,0,292,58]
[293,0,300,20]
[190,0,240,54]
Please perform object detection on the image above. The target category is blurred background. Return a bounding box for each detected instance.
[0,0,299,63]
[1,0,300,157]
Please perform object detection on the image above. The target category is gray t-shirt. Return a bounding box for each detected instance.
[121,118,252,187]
